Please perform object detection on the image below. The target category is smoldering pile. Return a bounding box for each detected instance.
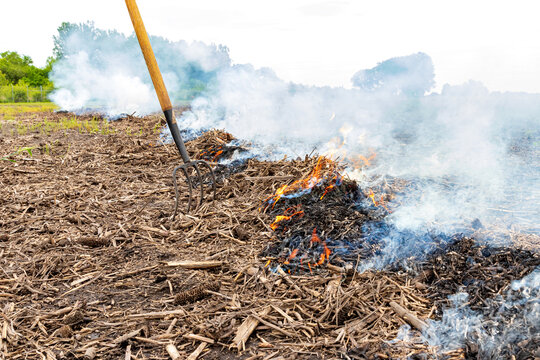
[189,129,249,181]
[413,238,540,359]
[258,157,381,270]
[410,237,540,314]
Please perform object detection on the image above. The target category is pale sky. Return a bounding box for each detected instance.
[2,0,540,92]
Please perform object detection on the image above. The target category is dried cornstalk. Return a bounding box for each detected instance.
[166,260,222,269]
[166,343,182,360]
[232,307,271,351]
[187,342,207,360]
[390,301,427,331]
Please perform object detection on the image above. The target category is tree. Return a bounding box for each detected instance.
[21,66,50,86]
[351,52,435,96]
[53,22,78,59]
[0,51,31,84]
[0,51,52,86]
[0,72,7,86]
[53,22,105,60]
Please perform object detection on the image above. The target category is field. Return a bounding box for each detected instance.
[0,106,538,359]
[0,103,58,119]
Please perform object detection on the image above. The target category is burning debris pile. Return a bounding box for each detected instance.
[260,156,389,272]
[258,155,451,274]
[185,129,249,181]
[191,130,245,163]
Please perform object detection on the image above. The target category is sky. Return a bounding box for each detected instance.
[2,0,540,93]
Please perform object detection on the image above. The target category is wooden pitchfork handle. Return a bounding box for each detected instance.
[125,0,217,217]
[125,0,191,164]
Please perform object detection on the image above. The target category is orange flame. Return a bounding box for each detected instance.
[213,149,223,161]
[269,208,304,230]
[320,180,339,200]
[366,189,391,212]
[263,156,340,209]
[283,248,299,265]
[275,228,332,270]
[199,146,225,162]
[309,228,331,267]
[354,152,377,167]
[268,184,289,209]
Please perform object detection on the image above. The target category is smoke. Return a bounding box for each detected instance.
[51,25,539,254]
[351,52,435,96]
[181,53,539,241]
[422,268,540,357]
[50,22,230,115]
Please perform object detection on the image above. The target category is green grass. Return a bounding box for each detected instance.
[0,102,59,119]
[1,115,114,137]
[30,116,114,136]
[1,146,37,163]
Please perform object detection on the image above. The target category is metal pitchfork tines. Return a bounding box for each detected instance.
[126,0,216,219]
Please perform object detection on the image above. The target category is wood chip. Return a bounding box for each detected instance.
[184,334,215,344]
[112,328,142,345]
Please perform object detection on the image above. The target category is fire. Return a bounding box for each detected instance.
[265,152,396,273]
[353,152,376,167]
[366,189,391,212]
[199,145,224,162]
[310,227,321,243]
[261,158,343,272]
[283,248,299,265]
[320,119,377,173]
[269,207,304,230]
[310,228,331,267]
[212,149,223,161]
[274,228,332,271]
[263,156,341,209]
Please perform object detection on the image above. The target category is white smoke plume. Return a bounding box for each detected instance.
[181,56,539,240]
[50,22,230,115]
[51,24,539,252]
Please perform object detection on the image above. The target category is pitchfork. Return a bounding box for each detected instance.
[125,0,216,219]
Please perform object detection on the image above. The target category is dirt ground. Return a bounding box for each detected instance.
[0,110,538,360]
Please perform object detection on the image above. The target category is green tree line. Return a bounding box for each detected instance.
[0,52,55,102]
[0,51,54,87]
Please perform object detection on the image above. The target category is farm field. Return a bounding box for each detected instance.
[0,103,59,119]
[0,108,539,359]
